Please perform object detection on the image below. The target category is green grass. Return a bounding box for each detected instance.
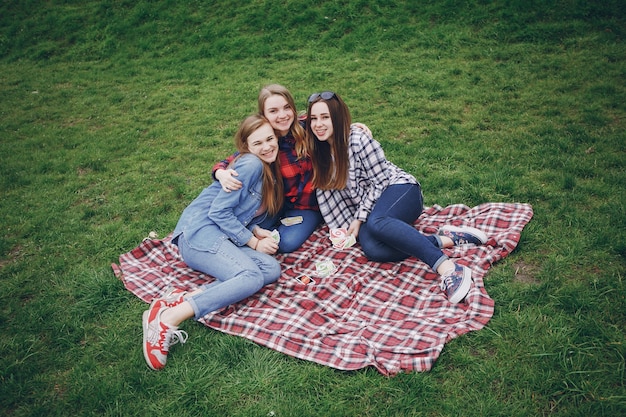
[1,0,625,416]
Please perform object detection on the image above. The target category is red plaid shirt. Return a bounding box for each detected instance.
[212,131,318,211]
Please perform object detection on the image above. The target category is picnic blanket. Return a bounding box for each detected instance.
[113,202,533,375]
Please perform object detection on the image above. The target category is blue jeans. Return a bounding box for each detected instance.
[177,234,281,319]
[358,183,447,271]
[258,208,323,253]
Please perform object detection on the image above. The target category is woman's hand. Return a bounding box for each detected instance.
[252,226,272,239]
[351,122,372,137]
[255,237,279,255]
[215,168,243,192]
[347,219,362,239]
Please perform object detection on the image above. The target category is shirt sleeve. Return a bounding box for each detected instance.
[208,155,262,245]
[211,152,239,180]
[351,129,391,222]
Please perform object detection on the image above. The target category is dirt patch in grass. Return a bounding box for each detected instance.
[512,260,540,285]
[0,244,23,270]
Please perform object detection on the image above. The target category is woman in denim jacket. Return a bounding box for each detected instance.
[142,114,284,370]
[213,84,371,253]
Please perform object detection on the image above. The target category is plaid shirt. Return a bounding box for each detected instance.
[212,131,318,211]
[317,127,418,229]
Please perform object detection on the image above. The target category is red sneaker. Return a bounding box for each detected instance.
[158,287,187,307]
[142,300,188,370]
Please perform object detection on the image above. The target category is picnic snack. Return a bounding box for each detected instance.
[329,228,356,249]
[315,260,337,278]
[280,216,303,226]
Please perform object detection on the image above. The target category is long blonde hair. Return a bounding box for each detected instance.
[233,114,284,216]
[258,84,308,159]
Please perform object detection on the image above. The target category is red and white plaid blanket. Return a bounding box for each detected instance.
[113,203,533,375]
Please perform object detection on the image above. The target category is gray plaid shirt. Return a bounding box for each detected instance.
[317,127,418,229]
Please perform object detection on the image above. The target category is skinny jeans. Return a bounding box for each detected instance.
[177,233,281,319]
[358,183,447,271]
[258,208,323,253]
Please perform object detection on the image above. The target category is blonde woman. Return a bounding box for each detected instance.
[214,84,371,252]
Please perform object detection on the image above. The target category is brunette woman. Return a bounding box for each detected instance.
[306,91,488,304]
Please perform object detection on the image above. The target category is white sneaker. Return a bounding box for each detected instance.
[440,265,472,304]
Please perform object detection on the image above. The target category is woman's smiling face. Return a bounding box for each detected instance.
[309,101,334,143]
[263,94,294,136]
[247,123,279,163]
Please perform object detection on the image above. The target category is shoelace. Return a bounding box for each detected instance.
[456,238,470,245]
[160,287,187,307]
[439,271,456,291]
[452,233,473,245]
[163,328,188,351]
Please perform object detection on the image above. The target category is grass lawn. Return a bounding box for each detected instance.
[1,1,624,416]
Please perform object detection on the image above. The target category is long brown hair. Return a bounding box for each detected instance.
[306,92,351,190]
[233,114,284,216]
[258,84,308,159]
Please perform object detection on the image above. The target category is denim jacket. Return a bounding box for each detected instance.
[173,153,267,253]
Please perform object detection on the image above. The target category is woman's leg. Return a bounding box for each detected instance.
[358,184,473,304]
[177,234,281,319]
[275,208,323,253]
[257,208,283,232]
[257,206,323,253]
[359,184,447,271]
[143,234,281,370]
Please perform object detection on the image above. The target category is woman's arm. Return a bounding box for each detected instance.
[248,225,278,254]
[212,153,243,192]
[208,155,264,246]
[351,129,390,223]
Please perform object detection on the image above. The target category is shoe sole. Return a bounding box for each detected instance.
[142,310,157,370]
[142,309,163,371]
[448,267,472,304]
[440,225,488,244]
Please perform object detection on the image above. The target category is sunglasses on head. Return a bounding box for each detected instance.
[308,91,336,103]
